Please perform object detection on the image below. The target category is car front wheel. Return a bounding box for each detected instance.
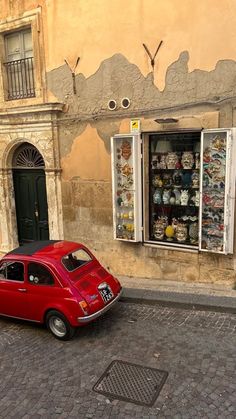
[46,310,76,340]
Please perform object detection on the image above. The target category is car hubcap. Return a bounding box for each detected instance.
[49,316,66,337]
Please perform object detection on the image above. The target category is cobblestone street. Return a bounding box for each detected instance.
[0,302,235,419]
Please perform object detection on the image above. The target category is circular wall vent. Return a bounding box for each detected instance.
[108,99,117,110]
[121,97,131,109]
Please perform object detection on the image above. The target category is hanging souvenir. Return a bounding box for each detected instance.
[121,140,132,160]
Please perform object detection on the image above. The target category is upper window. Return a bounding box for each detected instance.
[0,261,24,282]
[4,28,35,100]
[28,263,54,286]
[62,249,92,272]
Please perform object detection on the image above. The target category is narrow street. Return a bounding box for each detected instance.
[0,301,235,418]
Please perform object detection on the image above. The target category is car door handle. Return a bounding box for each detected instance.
[18,288,27,292]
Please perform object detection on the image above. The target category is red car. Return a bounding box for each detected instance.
[0,240,122,340]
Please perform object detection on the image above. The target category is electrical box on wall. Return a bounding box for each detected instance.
[111,134,142,242]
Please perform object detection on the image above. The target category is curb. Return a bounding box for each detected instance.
[120,287,236,314]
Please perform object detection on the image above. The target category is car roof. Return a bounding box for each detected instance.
[6,240,85,261]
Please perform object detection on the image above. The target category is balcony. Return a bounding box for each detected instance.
[3,57,35,100]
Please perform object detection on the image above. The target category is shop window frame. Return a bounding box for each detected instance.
[142,130,202,251]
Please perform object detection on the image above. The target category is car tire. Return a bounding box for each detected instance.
[46,310,76,340]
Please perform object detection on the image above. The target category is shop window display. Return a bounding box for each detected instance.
[149,132,201,247]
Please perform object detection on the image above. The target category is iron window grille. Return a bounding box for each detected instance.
[3,57,35,100]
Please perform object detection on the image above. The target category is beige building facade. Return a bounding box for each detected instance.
[0,0,236,286]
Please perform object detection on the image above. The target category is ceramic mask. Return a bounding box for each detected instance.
[166,152,178,169]
[163,189,171,204]
[181,152,194,169]
[153,189,162,204]
[191,171,199,188]
[195,153,200,169]
[153,175,163,188]
[159,155,166,169]
[176,223,188,242]
[153,220,165,239]
[173,171,182,187]
[121,140,132,160]
[180,189,189,206]
[195,191,200,206]
[163,173,172,187]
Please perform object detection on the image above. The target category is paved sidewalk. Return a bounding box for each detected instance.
[118,276,236,313]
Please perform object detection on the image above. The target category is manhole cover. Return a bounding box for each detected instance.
[93,360,168,407]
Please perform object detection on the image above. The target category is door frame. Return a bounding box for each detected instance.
[0,137,64,252]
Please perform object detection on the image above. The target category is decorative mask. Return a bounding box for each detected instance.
[166,152,178,169]
[163,189,171,205]
[153,220,165,240]
[121,140,132,160]
[176,223,188,242]
[181,151,194,169]
[153,189,162,204]
[191,170,199,188]
[180,189,189,206]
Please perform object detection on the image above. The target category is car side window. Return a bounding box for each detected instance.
[28,263,54,286]
[0,261,24,282]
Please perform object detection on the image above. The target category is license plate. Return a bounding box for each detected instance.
[99,285,114,303]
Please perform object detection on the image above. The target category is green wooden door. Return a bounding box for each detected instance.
[13,169,49,244]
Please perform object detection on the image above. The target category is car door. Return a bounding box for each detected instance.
[25,261,63,321]
[0,260,30,319]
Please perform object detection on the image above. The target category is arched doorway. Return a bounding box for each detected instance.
[12,143,49,244]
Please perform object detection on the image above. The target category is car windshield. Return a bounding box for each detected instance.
[61,248,92,272]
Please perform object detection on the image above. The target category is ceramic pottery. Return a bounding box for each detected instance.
[195,191,200,206]
[153,174,163,187]
[176,223,188,242]
[191,170,199,188]
[195,152,200,169]
[165,225,175,240]
[158,155,167,169]
[162,173,172,187]
[181,151,194,169]
[153,220,165,239]
[163,189,171,204]
[173,170,182,187]
[121,140,132,160]
[180,189,189,206]
[153,189,162,204]
[166,152,178,169]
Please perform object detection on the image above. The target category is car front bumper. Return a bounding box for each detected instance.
[77,288,123,324]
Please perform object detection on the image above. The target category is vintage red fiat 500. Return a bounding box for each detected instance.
[0,240,122,340]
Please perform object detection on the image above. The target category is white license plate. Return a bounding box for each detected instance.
[99,286,114,303]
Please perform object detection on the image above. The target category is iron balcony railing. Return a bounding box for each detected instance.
[3,57,35,100]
